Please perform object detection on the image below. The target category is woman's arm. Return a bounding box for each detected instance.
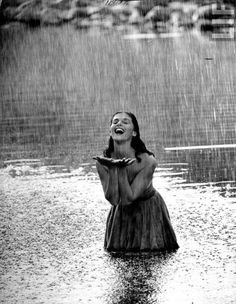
[118,157,157,205]
[96,161,119,205]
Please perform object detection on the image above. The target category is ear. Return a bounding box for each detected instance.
[132,131,137,137]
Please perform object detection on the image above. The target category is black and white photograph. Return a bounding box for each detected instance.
[0,0,235,303]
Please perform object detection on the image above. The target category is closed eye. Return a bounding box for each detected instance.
[112,118,131,124]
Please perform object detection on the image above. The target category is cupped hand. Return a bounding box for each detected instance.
[114,158,136,167]
[93,156,136,167]
[93,156,115,167]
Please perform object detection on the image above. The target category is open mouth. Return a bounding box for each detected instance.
[115,128,125,134]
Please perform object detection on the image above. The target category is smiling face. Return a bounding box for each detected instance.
[110,112,137,142]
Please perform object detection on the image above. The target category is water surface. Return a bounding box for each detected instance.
[0,164,235,303]
[0,23,236,304]
[0,25,235,163]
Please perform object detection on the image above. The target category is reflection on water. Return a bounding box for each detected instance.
[0,163,235,304]
[164,148,236,183]
[104,252,178,304]
[106,255,163,304]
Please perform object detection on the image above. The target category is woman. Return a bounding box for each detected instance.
[94,112,179,253]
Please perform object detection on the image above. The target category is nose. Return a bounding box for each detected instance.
[115,119,123,126]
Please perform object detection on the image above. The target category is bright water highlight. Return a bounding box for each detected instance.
[0,164,235,304]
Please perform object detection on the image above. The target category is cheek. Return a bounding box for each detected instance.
[110,126,117,136]
[128,126,134,133]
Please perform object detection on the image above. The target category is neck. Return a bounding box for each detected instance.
[113,141,135,159]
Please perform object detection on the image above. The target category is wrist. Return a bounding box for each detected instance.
[118,166,127,174]
[108,166,118,174]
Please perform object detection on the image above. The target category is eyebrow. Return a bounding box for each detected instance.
[113,117,131,122]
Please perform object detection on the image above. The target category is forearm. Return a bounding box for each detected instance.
[105,167,119,205]
[118,167,134,204]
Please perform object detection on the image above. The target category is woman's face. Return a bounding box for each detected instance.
[110,112,137,142]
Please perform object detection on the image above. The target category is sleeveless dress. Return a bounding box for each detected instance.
[104,185,179,253]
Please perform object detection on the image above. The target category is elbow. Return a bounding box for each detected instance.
[120,195,134,206]
[105,193,119,206]
[123,193,142,205]
[122,200,133,206]
[126,192,137,203]
[105,192,111,201]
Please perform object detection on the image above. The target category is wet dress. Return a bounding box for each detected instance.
[104,184,179,253]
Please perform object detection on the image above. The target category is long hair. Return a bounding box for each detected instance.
[103,112,154,162]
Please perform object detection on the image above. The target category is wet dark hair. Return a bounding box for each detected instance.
[103,112,154,162]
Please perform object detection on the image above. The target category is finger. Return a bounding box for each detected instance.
[127,159,135,165]
[126,158,133,162]
[126,158,133,163]
[99,156,107,160]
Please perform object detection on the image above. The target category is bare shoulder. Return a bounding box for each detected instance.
[138,153,157,170]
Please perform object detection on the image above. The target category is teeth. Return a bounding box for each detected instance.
[115,128,124,134]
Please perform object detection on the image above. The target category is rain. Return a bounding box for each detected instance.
[0,0,236,303]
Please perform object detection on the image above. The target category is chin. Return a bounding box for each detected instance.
[113,136,124,141]
[113,136,131,142]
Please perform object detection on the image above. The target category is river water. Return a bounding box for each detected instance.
[0,24,236,303]
[0,163,235,304]
[0,25,236,163]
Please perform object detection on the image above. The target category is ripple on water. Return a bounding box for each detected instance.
[0,164,235,304]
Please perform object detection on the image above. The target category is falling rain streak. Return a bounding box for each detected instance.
[0,8,236,304]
